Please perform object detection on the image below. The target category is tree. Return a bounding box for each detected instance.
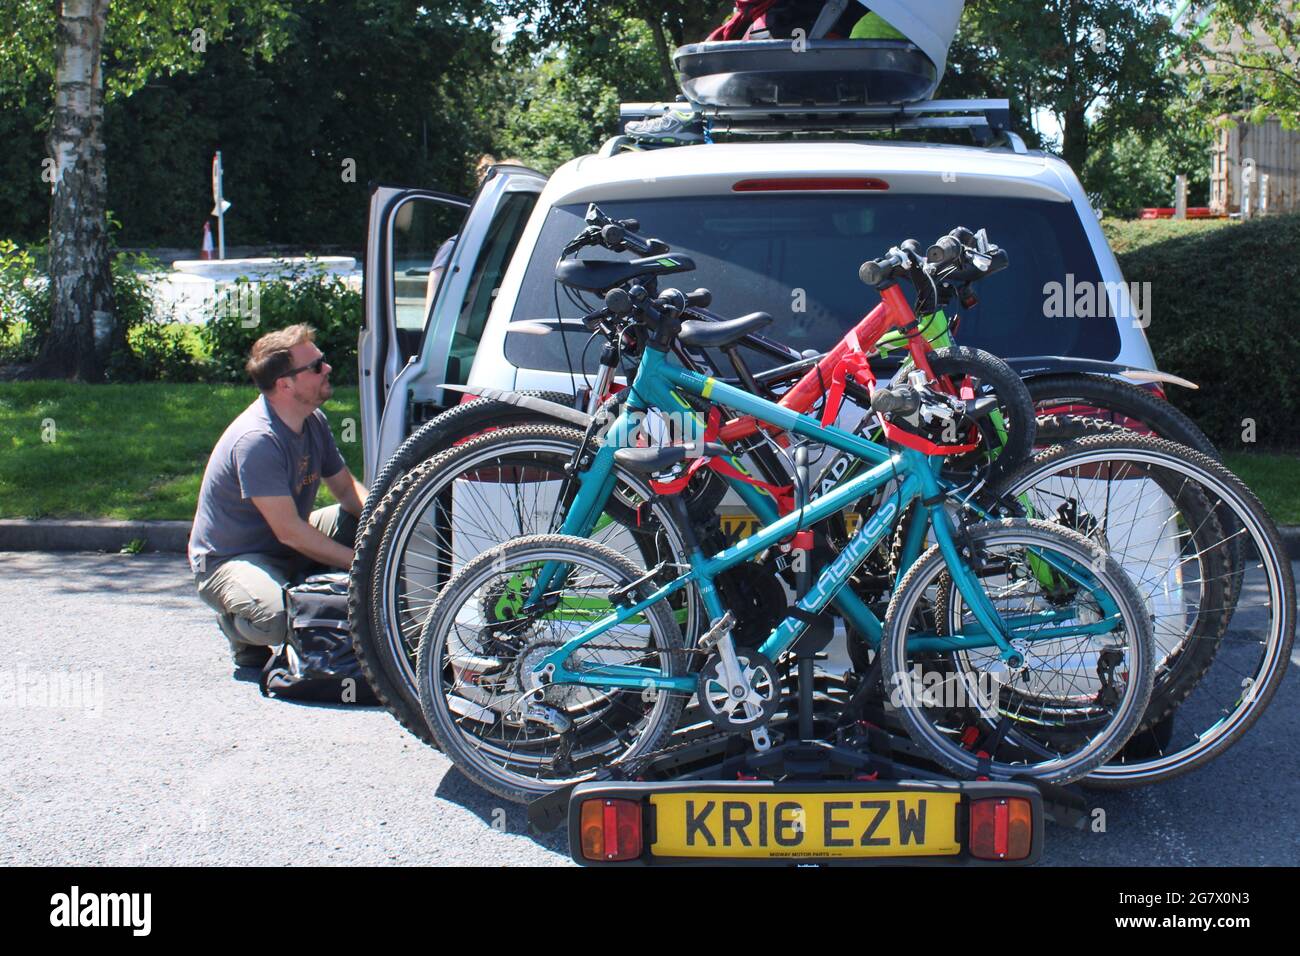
[0,0,290,380]
[497,0,731,100]
[958,1,1176,172]
[1183,0,1300,129]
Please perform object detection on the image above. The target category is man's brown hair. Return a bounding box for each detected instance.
[246,324,316,392]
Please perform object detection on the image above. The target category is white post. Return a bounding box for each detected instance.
[1174,175,1187,219]
[1260,173,1270,216]
[212,151,227,259]
[1241,157,1255,220]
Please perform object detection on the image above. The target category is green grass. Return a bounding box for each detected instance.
[0,382,362,520]
[1223,451,1300,525]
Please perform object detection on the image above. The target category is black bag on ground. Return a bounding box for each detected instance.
[260,572,378,704]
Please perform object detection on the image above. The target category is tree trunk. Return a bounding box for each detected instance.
[34,0,117,381]
[1061,106,1090,174]
[642,13,678,99]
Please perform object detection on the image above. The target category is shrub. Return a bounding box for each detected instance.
[104,252,204,383]
[0,240,49,363]
[1116,212,1300,449]
[200,260,362,385]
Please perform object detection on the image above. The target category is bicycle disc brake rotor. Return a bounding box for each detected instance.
[697,650,782,731]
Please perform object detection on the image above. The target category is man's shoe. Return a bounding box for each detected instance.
[232,643,273,668]
[232,647,273,671]
[624,107,706,145]
[217,613,273,667]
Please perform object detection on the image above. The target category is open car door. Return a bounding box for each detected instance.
[359,165,546,482]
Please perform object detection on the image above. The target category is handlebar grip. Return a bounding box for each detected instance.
[926,234,962,266]
[948,226,975,246]
[686,288,712,308]
[859,253,902,286]
[870,385,921,416]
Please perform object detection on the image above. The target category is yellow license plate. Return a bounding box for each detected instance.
[650,791,962,860]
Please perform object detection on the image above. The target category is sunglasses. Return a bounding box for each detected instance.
[279,355,327,379]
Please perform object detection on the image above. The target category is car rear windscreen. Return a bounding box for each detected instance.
[505,193,1118,374]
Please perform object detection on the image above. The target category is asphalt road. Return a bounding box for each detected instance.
[2,551,1297,867]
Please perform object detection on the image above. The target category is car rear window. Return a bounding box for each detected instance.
[505,192,1117,374]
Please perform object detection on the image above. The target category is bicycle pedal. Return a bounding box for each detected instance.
[697,610,736,651]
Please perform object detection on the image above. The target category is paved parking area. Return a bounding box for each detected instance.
[1,551,1296,866]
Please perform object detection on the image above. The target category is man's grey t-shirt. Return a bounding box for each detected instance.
[188,396,345,573]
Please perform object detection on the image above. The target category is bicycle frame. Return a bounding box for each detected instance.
[532,345,1120,694]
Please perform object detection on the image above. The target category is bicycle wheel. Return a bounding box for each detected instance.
[1026,373,1217,456]
[989,427,1233,739]
[983,433,1295,788]
[356,424,697,745]
[416,534,688,804]
[880,518,1154,785]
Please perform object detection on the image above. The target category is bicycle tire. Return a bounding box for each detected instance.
[881,518,1155,785]
[357,424,696,746]
[980,439,1232,735]
[416,534,687,804]
[987,433,1295,788]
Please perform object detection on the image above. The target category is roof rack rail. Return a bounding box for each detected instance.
[616,98,1026,153]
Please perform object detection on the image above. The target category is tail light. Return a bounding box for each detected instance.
[579,798,642,862]
[732,177,889,192]
[968,796,1033,861]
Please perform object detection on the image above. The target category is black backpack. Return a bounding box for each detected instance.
[260,572,379,705]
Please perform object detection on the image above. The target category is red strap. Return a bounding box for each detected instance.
[821,347,877,427]
[648,405,795,513]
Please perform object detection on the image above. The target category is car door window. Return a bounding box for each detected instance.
[445,190,538,385]
[389,197,466,365]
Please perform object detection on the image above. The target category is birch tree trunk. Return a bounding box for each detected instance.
[34,0,118,381]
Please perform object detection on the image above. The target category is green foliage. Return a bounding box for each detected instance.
[200,263,362,386]
[954,1,1178,170]
[1115,212,1300,449]
[1101,216,1236,255]
[1182,0,1300,129]
[1082,112,1212,218]
[0,240,47,359]
[0,241,204,380]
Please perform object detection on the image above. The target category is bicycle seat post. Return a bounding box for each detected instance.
[794,444,816,743]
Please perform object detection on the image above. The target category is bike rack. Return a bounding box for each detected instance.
[611,98,1027,152]
[526,664,1090,835]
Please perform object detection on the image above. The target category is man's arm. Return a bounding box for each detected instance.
[323,466,367,517]
[251,495,354,569]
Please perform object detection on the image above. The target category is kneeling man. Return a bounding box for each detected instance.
[188,324,367,666]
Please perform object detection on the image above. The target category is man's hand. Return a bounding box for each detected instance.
[251,495,355,569]
[324,466,368,517]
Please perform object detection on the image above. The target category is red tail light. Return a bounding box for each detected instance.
[968,797,1033,861]
[732,177,889,192]
[579,798,642,862]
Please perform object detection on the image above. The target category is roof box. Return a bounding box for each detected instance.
[675,0,964,109]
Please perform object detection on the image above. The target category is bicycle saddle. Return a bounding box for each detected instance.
[555,254,696,293]
[677,311,772,348]
[614,442,730,474]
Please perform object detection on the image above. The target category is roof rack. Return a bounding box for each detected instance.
[615,98,1026,153]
